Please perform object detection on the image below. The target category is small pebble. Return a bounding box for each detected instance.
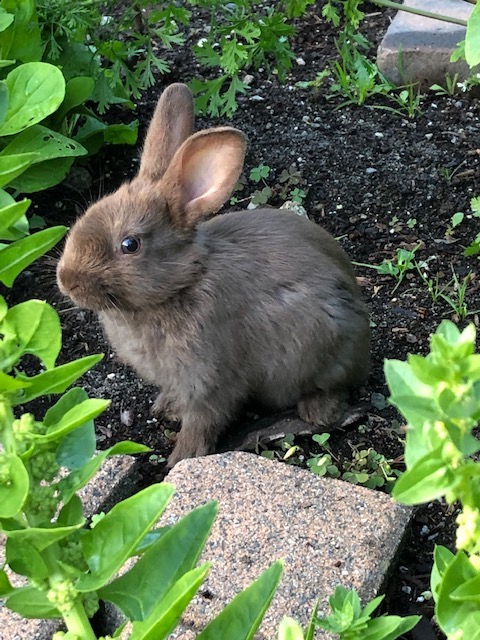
[120,409,134,427]
[107,372,116,379]
[402,586,412,595]
[374,132,384,138]
[296,57,306,66]
[366,167,377,174]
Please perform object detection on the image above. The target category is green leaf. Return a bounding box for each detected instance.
[57,441,151,504]
[384,359,434,428]
[0,63,65,136]
[0,569,14,596]
[129,564,211,640]
[77,484,175,592]
[431,546,455,601]
[0,124,86,162]
[12,354,103,405]
[57,495,84,527]
[2,521,84,551]
[6,537,49,578]
[5,586,61,619]
[392,449,455,504]
[360,615,420,640]
[0,151,40,188]
[99,501,218,620]
[451,574,480,603]
[56,419,96,470]
[435,550,480,636]
[1,299,61,369]
[35,398,110,443]
[51,76,95,126]
[104,120,139,145]
[0,0,42,62]
[197,561,283,640]
[0,198,30,241]
[9,156,76,192]
[466,1,480,67]
[0,370,30,392]
[278,617,305,640]
[44,387,90,426]
[0,7,14,33]
[0,225,67,287]
[0,453,29,518]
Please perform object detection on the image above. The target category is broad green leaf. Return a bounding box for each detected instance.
[77,484,175,592]
[51,76,95,126]
[104,120,139,145]
[57,441,151,504]
[435,550,480,636]
[0,370,30,392]
[451,574,480,602]
[431,546,455,601]
[10,156,76,192]
[0,453,29,517]
[466,1,480,67]
[0,198,30,241]
[2,521,84,551]
[99,501,218,620]
[57,494,84,527]
[44,387,89,426]
[384,359,434,428]
[0,0,42,62]
[34,398,110,443]
[392,449,455,504]
[197,561,283,640]
[129,564,211,640]
[0,124,86,162]
[0,8,14,33]
[56,420,96,470]
[0,225,67,287]
[0,151,40,187]
[5,586,61,619]
[0,569,13,596]
[12,353,103,405]
[1,299,61,369]
[360,615,420,640]
[6,537,49,578]
[0,63,65,136]
[278,617,304,640]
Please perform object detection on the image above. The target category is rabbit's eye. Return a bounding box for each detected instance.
[121,236,141,254]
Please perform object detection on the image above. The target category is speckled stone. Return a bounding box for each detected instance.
[0,455,136,640]
[377,0,475,88]
[163,452,412,639]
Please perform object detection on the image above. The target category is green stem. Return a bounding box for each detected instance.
[371,0,469,27]
[0,397,16,453]
[63,600,97,640]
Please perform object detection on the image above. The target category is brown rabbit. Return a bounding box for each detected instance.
[57,83,370,467]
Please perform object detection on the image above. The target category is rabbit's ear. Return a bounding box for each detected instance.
[138,83,195,182]
[161,127,247,227]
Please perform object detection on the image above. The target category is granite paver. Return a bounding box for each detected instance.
[377,0,475,88]
[163,452,412,640]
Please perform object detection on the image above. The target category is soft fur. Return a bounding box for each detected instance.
[57,82,370,466]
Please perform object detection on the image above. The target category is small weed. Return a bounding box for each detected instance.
[445,211,465,238]
[439,269,479,320]
[407,217,417,229]
[341,444,402,490]
[354,244,421,293]
[289,187,306,203]
[415,264,451,303]
[250,164,271,183]
[438,160,467,183]
[430,72,459,96]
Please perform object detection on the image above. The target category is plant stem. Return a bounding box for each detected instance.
[63,600,97,640]
[371,0,469,27]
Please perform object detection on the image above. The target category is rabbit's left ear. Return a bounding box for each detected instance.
[138,83,195,182]
[160,127,247,227]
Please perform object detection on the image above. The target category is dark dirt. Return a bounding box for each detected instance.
[5,4,480,638]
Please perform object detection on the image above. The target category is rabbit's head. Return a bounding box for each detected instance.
[57,83,246,313]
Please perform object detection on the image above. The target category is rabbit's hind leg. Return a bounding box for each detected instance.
[297,389,347,428]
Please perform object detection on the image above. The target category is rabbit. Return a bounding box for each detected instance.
[57,82,370,467]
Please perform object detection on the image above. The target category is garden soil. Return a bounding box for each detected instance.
[5,4,480,639]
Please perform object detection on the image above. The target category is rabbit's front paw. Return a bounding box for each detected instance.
[152,392,180,421]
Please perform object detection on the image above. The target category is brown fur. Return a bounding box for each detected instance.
[57,83,370,467]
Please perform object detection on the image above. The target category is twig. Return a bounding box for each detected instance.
[371,0,469,27]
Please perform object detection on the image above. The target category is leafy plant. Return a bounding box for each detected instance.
[385,320,480,639]
[431,73,459,97]
[354,245,420,293]
[283,586,419,640]
[0,289,283,639]
[189,0,306,116]
[438,269,479,321]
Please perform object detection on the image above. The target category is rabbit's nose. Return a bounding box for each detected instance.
[56,264,78,295]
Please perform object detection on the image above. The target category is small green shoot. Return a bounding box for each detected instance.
[430,72,459,96]
[314,586,419,639]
